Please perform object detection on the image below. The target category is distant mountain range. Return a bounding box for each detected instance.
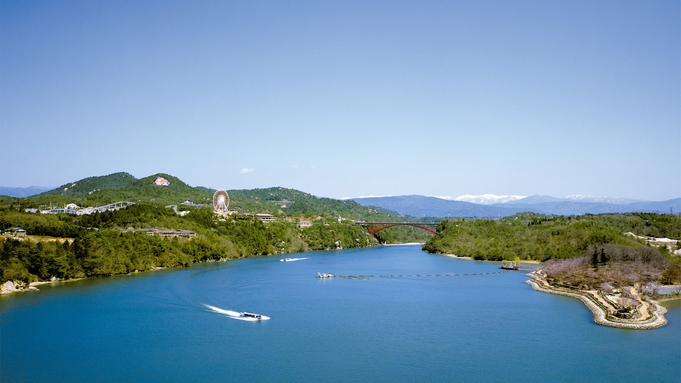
[0,186,54,198]
[443,194,645,205]
[352,195,681,218]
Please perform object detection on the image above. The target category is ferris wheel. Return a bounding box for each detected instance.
[213,190,230,213]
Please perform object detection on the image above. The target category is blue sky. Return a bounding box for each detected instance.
[1,0,679,200]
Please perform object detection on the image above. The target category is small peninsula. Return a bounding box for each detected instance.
[424,214,681,329]
[524,244,679,329]
[525,271,670,330]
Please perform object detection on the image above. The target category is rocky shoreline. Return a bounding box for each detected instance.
[1,280,40,295]
[525,271,669,330]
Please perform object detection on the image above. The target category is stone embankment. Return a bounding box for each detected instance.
[525,271,668,330]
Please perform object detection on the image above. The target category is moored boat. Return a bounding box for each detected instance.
[500,261,519,270]
[317,272,335,278]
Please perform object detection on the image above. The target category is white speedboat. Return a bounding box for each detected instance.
[317,272,335,278]
[240,312,263,320]
[204,304,270,321]
[280,258,293,262]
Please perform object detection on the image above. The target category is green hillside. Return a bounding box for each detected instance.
[0,203,379,283]
[45,172,137,196]
[29,172,213,207]
[227,187,414,221]
[423,213,681,266]
[16,173,429,223]
[0,172,439,285]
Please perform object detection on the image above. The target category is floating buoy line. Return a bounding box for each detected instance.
[324,271,510,280]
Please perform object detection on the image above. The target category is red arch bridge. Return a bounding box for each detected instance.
[355,221,440,235]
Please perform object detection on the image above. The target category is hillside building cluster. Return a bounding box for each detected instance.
[25,201,135,216]
[134,228,196,238]
[2,227,26,237]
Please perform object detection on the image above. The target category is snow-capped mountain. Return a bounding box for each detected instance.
[563,195,645,204]
[433,194,645,205]
[437,194,527,205]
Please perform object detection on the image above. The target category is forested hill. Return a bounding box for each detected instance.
[0,203,385,284]
[6,172,418,222]
[0,173,438,285]
[423,213,681,267]
[0,200,428,285]
[227,187,410,221]
[28,172,214,207]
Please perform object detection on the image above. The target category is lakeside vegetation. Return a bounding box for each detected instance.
[424,213,680,261]
[424,213,681,286]
[0,204,382,284]
[0,172,433,285]
[543,244,678,288]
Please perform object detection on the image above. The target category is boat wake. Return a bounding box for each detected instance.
[280,257,308,262]
[203,304,270,321]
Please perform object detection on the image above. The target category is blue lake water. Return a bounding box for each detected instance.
[1,245,680,382]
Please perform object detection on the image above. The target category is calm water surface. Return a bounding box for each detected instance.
[1,245,680,382]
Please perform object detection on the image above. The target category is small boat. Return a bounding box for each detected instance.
[280,258,293,262]
[500,261,519,270]
[240,312,263,320]
[317,272,335,278]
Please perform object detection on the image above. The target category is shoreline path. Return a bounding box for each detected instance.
[525,271,668,330]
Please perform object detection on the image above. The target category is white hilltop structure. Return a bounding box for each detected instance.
[154,177,170,186]
[213,190,230,215]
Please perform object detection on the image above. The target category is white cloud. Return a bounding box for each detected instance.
[239,168,255,174]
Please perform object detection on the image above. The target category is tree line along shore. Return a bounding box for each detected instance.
[2,203,680,304]
[423,213,681,289]
[0,202,430,290]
